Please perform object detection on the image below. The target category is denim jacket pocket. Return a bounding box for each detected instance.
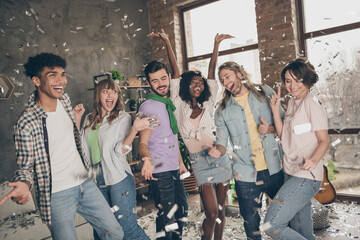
[225,119,242,137]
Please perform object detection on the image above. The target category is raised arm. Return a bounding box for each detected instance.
[73,104,85,130]
[269,85,284,138]
[208,34,234,79]
[148,29,180,79]
[139,129,155,180]
[120,117,159,154]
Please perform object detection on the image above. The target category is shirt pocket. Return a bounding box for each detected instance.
[225,119,242,137]
[257,105,273,125]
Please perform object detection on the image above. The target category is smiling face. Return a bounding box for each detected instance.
[99,88,119,116]
[33,66,67,100]
[284,70,309,99]
[189,75,205,98]
[219,68,243,96]
[148,68,170,97]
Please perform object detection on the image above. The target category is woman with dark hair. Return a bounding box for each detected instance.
[264,58,329,239]
[75,79,155,240]
[148,29,232,240]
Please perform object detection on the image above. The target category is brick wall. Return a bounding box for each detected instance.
[146,0,300,87]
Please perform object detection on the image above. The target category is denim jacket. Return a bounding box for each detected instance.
[215,85,284,182]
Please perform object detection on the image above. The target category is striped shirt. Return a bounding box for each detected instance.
[12,91,90,225]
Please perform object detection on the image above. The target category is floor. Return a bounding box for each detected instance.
[135,191,360,240]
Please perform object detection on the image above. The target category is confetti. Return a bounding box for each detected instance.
[165,222,178,232]
[180,172,190,180]
[331,138,341,147]
[167,204,178,219]
[155,231,166,238]
[216,218,222,224]
[133,206,142,214]
[111,205,119,213]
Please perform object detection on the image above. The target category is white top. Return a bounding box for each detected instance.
[281,92,328,181]
[47,100,87,193]
[81,111,133,186]
[170,78,219,153]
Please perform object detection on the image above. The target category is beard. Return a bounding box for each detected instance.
[150,85,169,97]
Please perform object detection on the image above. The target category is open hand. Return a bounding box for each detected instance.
[147,28,169,42]
[133,117,159,132]
[215,33,234,44]
[0,181,31,206]
[141,157,155,180]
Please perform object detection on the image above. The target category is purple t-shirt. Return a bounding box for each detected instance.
[138,99,179,174]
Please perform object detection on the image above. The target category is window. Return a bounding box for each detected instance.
[298,0,360,198]
[180,0,261,82]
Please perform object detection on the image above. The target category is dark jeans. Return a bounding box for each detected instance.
[151,170,189,240]
[235,169,284,240]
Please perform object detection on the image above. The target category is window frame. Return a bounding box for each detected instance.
[179,0,258,71]
[297,0,360,201]
[297,0,360,135]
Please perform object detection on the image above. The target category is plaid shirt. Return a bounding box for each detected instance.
[12,91,90,225]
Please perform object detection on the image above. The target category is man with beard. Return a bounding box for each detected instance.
[208,62,285,240]
[138,60,189,239]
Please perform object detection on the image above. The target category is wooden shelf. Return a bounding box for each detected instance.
[120,85,150,89]
[136,183,149,190]
[129,160,141,166]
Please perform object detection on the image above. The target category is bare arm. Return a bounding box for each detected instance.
[139,129,155,180]
[208,34,234,79]
[269,86,284,138]
[73,104,85,130]
[178,151,188,174]
[301,129,329,171]
[121,117,158,154]
[148,29,180,79]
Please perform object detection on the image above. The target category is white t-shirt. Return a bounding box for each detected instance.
[46,100,87,193]
[281,92,328,181]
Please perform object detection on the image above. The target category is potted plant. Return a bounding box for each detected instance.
[109,70,123,85]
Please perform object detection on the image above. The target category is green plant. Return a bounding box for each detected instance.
[178,135,192,170]
[110,70,122,81]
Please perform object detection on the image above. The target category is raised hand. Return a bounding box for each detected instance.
[215,33,234,44]
[258,116,269,135]
[73,103,85,129]
[206,143,221,158]
[0,181,31,206]
[270,85,281,113]
[132,117,159,132]
[147,28,169,42]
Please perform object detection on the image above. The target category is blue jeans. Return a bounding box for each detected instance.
[94,165,149,240]
[48,179,124,240]
[264,174,321,240]
[235,169,284,240]
[151,170,189,240]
